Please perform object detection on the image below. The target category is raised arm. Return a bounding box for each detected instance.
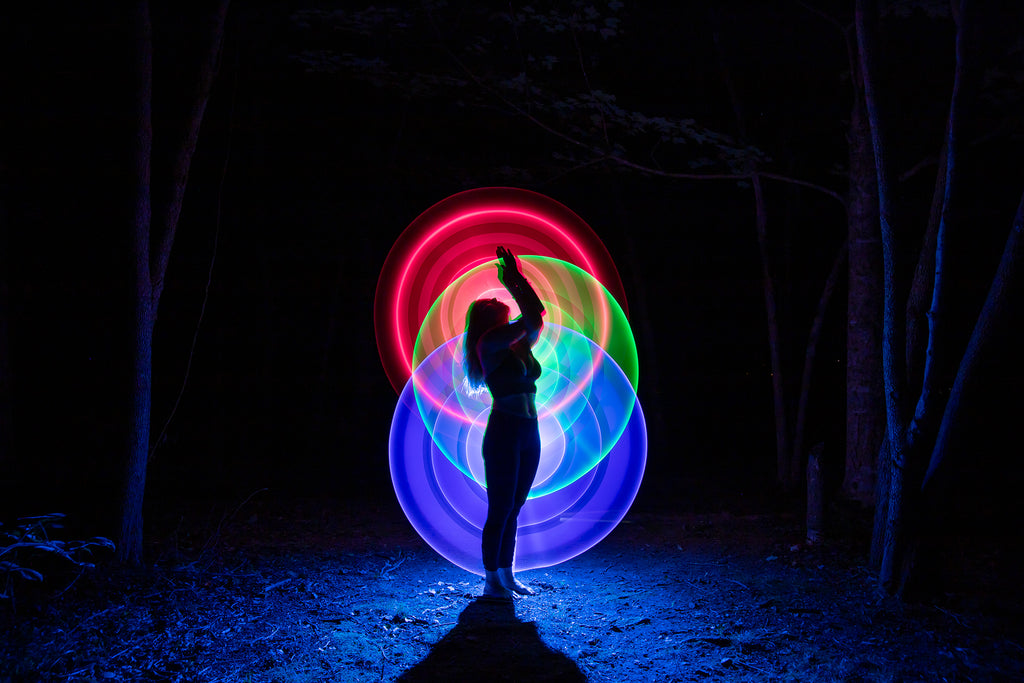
[497,246,544,340]
[477,248,545,359]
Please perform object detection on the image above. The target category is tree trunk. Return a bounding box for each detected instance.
[792,239,848,489]
[891,0,973,597]
[859,0,983,595]
[751,174,792,489]
[119,0,155,566]
[922,190,1024,499]
[0,198,12,471]
[905,0,974,463]
[150,3,230,303]
[843,82,883,505]
[904,139,946,394]
[805,443,825,542]
[856,0,912,590]
[117,0,229,565]
[711,28,792,489]
[898,193,1023,596]
[605,177,665,463]
[869,436,890,569]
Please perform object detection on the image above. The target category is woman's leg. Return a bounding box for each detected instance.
[481,410,518,573]
[497,417,541,570]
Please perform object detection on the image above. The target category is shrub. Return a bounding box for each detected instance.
[0,513,114,602]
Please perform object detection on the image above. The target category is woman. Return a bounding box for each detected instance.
[463,246,545,599]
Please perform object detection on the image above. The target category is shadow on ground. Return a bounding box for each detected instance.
[398,598,586,682]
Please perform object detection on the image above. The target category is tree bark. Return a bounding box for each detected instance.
[884,1,970,597]
[843,81,883,505]
[119,0,155,566]
[790,5,883,504]
[605,176,665,463]
[922,190,1024,497]
[898,193,1024,596]
[906,0,973,462]
[118,0,229,566]
[859,0,983,595]
[751,174,792,489]
[792,239,848,490]
[151,3,230,304]
[805,443,825,542]
[711,26,792,489]
[856,0,911,590]
[904,139,946,394]
[0,197,12,470]
[869,436,890,569]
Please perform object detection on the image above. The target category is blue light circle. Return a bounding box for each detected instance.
[412,326,638,497]
[389,329,646,574]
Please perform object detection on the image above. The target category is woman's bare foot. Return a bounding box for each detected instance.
[483,570,513,599]
[498,567,535,595]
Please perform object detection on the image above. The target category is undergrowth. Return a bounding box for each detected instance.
[0,513,113,608]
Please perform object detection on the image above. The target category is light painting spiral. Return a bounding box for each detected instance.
[374,187,628,395]
[391,332,647,574]
[377,188,646,574]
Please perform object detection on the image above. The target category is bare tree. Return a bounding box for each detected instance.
[842,16,884,507]
[857,0,1023,593]
[118,0,229,566]
[0,196,11,473]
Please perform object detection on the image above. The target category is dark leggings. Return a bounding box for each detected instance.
[481,409,541,572]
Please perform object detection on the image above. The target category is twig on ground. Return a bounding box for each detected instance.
[107,637,147,663]
[167,565,262,578]
[52,566,89,599]
[378,642,388,681]
[65,663,96,679]
[934,605,964,627]
[254,624,281,641]
[381,556,406,577]
[265,578,292,593]
[210,657,261,683]
[735,658,773,676]
[189,488,269,569]
[62,603,127,640]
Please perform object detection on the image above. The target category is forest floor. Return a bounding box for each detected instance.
[2,489,1023,682]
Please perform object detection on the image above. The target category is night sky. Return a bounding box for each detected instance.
[2,1,1022,538]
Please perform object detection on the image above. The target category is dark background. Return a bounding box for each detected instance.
[2,2,1022,539]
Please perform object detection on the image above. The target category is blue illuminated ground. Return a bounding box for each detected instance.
[2,495,1021,681]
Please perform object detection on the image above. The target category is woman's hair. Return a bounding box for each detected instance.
[463,298,509,389]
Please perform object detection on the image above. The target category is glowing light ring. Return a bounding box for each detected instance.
[390,339,647,575]
[380,187,646,574]
[411,329,638,497]
[411,256,638,393]
[375,187,628,395]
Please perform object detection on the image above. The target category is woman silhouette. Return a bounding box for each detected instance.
[463,246,545,599]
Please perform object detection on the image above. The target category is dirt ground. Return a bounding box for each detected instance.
[3,492,1023,682]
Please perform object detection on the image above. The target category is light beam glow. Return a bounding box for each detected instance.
[390,333,647,574]
[377,187,647,574]
[374,187,628,395]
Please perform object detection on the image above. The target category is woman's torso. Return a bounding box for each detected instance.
[485,344,541,418]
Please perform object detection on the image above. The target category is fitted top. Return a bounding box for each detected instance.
[477,268,545,400]
[485,346,542,398]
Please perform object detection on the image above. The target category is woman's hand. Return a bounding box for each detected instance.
[496,246,522,281]
[496,245,544,332]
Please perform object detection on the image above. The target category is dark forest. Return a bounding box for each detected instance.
[2,1,1023,680]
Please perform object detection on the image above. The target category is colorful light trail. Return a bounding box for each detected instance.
[376,188,646,574]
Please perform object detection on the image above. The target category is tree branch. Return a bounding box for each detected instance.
[443,39,847,207]
[923,188,1024,492]
[151,0,230,303]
